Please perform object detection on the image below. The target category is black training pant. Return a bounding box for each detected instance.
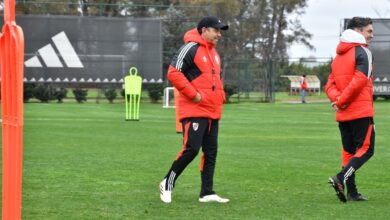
[165,118,219,197]
[337,117,375,192]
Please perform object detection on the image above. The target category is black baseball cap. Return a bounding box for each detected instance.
[197,16,229,32]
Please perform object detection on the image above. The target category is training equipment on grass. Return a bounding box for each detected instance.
[1,0,25,219]
[124,67,142,120]
[163,87,182,133]
[163,87,175,108]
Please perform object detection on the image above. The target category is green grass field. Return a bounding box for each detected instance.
[1,101,390,219]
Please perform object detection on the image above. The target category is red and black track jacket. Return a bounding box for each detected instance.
[167,28,225,121]
[325,29,374,122]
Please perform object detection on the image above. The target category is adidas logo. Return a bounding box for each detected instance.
[25,31,83,68]
[374,77,388,82]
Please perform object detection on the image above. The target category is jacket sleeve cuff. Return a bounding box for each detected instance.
[179,84,197,100]
[335,97,348,109]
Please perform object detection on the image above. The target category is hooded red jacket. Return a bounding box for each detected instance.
[325,29,374,122]
[167,28,225,121]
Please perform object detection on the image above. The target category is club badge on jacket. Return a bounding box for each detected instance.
[192,122,199,131]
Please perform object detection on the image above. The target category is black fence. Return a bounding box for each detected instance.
[0,15,163,85]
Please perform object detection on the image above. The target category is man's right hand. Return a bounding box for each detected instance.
[331,102,339,111]
[192,92,202,103]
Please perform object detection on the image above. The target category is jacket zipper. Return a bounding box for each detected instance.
[206,44,216,91]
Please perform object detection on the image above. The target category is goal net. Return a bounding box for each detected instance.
[163,87,176,108]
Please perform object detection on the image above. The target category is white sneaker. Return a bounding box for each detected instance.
[199,194,229,203]
[159,179,171,203]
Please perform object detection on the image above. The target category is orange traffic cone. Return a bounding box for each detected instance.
[173,88,182,133]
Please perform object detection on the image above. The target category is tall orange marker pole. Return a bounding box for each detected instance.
[173,88,182,133]
[0,0,25,219]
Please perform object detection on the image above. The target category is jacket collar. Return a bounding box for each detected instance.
[183,28,215,48]
[336,29,367,55]
[340,29,366,44]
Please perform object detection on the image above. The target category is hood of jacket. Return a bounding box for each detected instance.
[336,29,367,55]
[183,28,215,48]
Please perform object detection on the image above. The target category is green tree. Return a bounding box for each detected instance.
[16,0,314,103]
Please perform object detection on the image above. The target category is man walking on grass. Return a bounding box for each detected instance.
[326,17,375,202]
[300,74,308,103]
[159,16,229,203]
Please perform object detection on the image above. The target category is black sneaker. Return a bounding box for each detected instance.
[347,193,368,201]
[328,176,347,203]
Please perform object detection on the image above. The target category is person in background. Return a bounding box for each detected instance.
[300,74,308,103]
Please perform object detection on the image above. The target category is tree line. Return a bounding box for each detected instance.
[13,0,331,97]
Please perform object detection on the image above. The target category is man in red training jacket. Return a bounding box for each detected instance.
[326,17,375,203]
[159,16,229,203]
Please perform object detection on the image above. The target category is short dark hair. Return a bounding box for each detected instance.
[347,17,372,30]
